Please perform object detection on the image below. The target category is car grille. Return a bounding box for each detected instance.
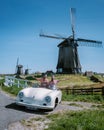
[20,97,42,105]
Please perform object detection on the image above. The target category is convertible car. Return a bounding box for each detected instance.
[16,86,62,110]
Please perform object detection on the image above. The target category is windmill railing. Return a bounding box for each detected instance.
[60,87,104,96]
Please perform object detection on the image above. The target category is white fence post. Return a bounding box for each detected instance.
[17,80,20,88]
[4,76,28,88]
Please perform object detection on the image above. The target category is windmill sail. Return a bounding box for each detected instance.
[77,38,102,47]
[70,8,76,39]
[40,33,66,40]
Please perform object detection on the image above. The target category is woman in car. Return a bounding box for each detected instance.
[49,75,59,90]
[36,74,49,88]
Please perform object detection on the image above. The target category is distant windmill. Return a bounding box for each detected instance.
[40,8,102,74]
[15,58,23,75]
[25,65,31,75]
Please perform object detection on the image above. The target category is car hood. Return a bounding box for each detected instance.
[19,87,53,99]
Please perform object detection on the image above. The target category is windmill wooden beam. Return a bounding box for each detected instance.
[40,33,66,40]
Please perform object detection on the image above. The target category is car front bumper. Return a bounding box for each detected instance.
[16,100,54,110]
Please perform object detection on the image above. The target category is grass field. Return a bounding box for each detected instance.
[49,74,95,88]
[45,110,104,130]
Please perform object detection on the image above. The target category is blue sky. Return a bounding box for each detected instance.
[0,0,104,74]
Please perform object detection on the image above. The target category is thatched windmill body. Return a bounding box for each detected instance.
[40,8,102,74]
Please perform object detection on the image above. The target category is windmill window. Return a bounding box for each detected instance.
[57,68,63,73]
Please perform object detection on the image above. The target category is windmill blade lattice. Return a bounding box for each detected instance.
[77,38,102,47]
[70,8,76,39]
[40,33,66,40]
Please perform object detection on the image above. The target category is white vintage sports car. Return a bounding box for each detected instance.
[16,86,62,110]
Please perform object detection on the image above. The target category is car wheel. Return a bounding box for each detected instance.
[54,98,58,108]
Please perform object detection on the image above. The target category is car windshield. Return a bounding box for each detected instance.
[32,83,57,90]
[32,83,40,88]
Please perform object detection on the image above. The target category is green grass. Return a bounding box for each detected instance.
[45,110,104,130]
[62,92,104,103]
[0,78,4,85]
[93,74,104,82]
[1,85,23,96]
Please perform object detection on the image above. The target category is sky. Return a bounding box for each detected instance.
[0,0,104,74]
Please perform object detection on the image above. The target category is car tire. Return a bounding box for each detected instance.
[54,98,58,108]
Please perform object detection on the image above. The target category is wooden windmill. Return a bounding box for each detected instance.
[25,65,31,75]
[40,8,102,74]
[15,57,23,75]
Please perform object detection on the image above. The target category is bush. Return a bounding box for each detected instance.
[25,76,36,80]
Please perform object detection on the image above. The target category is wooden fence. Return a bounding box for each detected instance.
[60,87,104,96]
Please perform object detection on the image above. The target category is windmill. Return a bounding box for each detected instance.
[15,57,23,75]
[40,8,102,74]
[25,65,31,75]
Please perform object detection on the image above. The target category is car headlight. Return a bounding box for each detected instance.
[45,96,51,103]
[18,92,24,98]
